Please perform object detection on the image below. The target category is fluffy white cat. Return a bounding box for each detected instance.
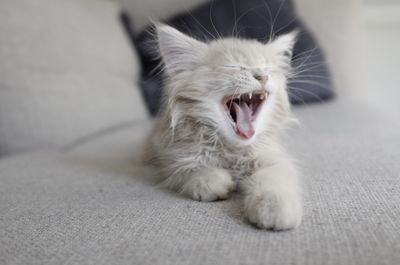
[143,24,302,231]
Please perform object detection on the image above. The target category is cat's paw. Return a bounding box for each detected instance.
[244,190,302,231]
[181,169,236,202]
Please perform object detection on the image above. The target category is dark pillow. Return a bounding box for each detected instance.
[132,0,334,116]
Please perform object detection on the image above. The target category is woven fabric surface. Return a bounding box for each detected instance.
[0,98,399,265]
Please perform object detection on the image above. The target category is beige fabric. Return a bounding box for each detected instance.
[295,0,363,95]
[0,0,147,155]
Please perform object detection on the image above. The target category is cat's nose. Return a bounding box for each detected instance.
[254,74,268,85]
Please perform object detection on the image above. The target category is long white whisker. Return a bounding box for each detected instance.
[288,86,326,102]
[229,86,241,110]
[184,8,216,40]
[291,53,321,63]
[232,7,258,38]
[289,74,331,80]
[261,1,275,41]
[289,80,331,89]
[292,46,317,73]
[291,47,318,60]
[291,63,328,76]
[230,0,237,36]
[274,16,298,35]
[209,0,221,39]
[287,91,308,105]
[270,0,287,39]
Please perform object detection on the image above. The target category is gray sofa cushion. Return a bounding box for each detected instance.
[0,98,399,265]
[0,0,147,156]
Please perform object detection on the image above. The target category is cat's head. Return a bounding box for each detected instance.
[156,24,296,146]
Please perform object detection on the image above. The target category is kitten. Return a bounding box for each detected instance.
[143,24,302,230]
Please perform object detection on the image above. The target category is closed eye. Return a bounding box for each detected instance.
[220,65,248,71]
[220,65,270,72]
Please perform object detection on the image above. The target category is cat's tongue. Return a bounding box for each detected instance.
[233,102,255,139]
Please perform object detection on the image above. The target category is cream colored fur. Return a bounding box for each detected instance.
[143,25,302,230]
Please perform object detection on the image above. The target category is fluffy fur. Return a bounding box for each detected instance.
[143,25,302,230]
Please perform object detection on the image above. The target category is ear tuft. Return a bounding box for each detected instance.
[156,24,207,75]
[269,30,298,60]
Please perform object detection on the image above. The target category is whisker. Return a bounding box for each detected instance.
[289,79,331,90]
[291,47,318,60]
[291,63,328,76]
[262,14,297,42]
[288,86,326,103]
[291,53,321,63]
[231,7,257,38]
[230,0,237,36]
[287,91,308,105]
[261,0,275,41]
[184,8,217,40]
[229,86,241,110]
[270,0,287,39]
[289,74,331,81]
[209,0,221,39]
[292,61,327,69]
[180,20,211,42]
[291,60,328,72]
[292,47,317,73]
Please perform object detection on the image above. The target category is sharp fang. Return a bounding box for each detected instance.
[260,94,265,100]
[249,93,252,100]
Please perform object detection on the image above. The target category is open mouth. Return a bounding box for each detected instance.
[223,91,267,139]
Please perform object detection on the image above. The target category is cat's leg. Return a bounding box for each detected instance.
[241,159,302,230]
[164,167,236,202]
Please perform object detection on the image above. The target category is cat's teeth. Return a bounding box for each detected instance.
[249,93,252,100]
[260,94,265,100]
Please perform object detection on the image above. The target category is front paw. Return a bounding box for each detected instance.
[181,168,236,202]
[244,190,302,231]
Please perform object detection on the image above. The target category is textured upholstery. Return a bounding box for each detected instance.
[1,98,399,265]
[0,0,147,155]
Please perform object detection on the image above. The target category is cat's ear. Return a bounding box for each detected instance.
[268,30,298,62]
[156,24,207,74]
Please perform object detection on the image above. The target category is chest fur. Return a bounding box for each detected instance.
[159,117,263,179]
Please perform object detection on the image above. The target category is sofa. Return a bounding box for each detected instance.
[1,0,399,265]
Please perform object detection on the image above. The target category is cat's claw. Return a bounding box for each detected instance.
[182,169,236,202]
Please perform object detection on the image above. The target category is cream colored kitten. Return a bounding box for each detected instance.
[143,25,302,230]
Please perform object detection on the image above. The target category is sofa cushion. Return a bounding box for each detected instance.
[1,98,399,265]
[0,0,147,156]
